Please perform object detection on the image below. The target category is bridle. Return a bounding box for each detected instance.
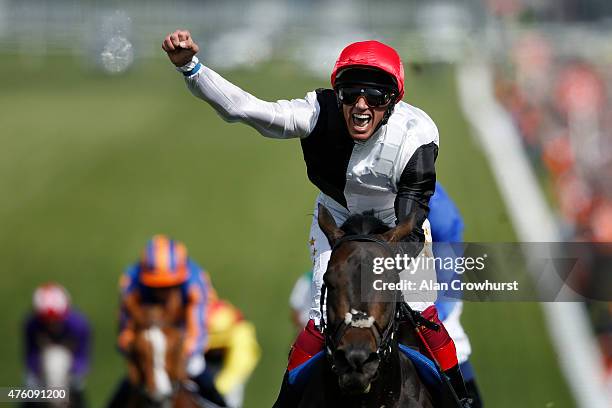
[319,232,460,405]
[319,234,402,370]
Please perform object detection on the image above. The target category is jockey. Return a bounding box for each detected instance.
[108,235,226,407]
[162,31,470,404]
[24,283,90,408]
[204,297,261,408]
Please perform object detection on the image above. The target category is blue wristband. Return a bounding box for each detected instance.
[182,62,202,78]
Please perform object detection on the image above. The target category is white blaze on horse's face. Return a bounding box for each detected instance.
[42,345,72,388]
[344,309,375,328]
[144,327,173,400]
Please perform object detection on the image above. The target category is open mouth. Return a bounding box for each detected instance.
[352,113,372,128]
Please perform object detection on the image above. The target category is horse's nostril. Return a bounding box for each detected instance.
[366,351,380,364]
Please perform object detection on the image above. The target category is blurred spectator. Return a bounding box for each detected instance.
[492,20,612,394]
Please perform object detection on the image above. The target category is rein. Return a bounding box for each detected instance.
[320,234,400,368]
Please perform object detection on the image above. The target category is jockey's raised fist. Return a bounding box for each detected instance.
[162,30,200,67]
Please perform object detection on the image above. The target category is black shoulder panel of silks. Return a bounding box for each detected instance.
[300,88,354,208]
[394,142,438,243]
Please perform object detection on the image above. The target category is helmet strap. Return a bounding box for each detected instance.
[381,102,396,126]
[371,102,396,134]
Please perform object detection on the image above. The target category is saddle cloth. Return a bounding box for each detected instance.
[288,344,442,391]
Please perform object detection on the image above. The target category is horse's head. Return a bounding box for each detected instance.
[318,204,415,394]
[129,288,186,403]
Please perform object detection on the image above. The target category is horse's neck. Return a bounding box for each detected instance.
[144,326,173,399]
[42,344,72,388]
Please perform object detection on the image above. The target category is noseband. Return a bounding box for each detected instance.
[320,234,401,368]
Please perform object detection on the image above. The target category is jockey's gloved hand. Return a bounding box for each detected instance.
[186,353,206,377]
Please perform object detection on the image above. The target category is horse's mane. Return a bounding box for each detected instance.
[340,211,391,235]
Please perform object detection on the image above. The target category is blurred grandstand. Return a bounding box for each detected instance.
[0,0,611,407]
[487,0,612,397]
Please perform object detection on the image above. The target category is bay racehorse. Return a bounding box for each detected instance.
[125,289,213,408]
[294,204,450,407]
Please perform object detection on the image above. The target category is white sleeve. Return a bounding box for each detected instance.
[181,58,320,139]
[289,275,312,311]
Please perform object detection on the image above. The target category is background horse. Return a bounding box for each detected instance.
[41,344,73,390]
[23,341,83,408]
[25,344,74,408]
[296,205,436,408]
[125,289,208,408]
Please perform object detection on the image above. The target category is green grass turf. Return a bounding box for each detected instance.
[0,56,574,407]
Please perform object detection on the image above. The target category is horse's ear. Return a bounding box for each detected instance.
[318,204,344,246]
[382,215,416,243]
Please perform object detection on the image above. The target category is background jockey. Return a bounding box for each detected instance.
[426,183,482,407]
[107,235,226,407]
[205,297,261,408]
[288,182,483,406]
[162,31,470,405]
[289,270,313,331]
[23,283,90,408]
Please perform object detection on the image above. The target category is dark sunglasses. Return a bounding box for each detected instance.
[337,87,395,107]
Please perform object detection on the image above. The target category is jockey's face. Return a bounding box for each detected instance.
[341,95,389,141]
[43,320,63,333]
[150,286,178,303]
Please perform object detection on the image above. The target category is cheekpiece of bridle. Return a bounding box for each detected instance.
[320,234,401,370]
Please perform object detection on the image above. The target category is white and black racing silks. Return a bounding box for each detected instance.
[180,57,439,240]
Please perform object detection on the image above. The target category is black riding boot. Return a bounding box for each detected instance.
[444,364,473,408]
[191,370,227,407]
[107,378,132,408]
[465,378,483,408]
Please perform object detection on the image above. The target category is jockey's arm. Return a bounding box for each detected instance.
[117,292,139,354]
[24,316,41,376]
[117,270,141,354]
[70,315,91,378]
[213,320,261,395]
[183,277,208,358]
[180,57,320,139]
[394,142,438,246]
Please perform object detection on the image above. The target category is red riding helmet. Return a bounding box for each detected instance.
[331,40,405,102]
[33,283,71,322]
